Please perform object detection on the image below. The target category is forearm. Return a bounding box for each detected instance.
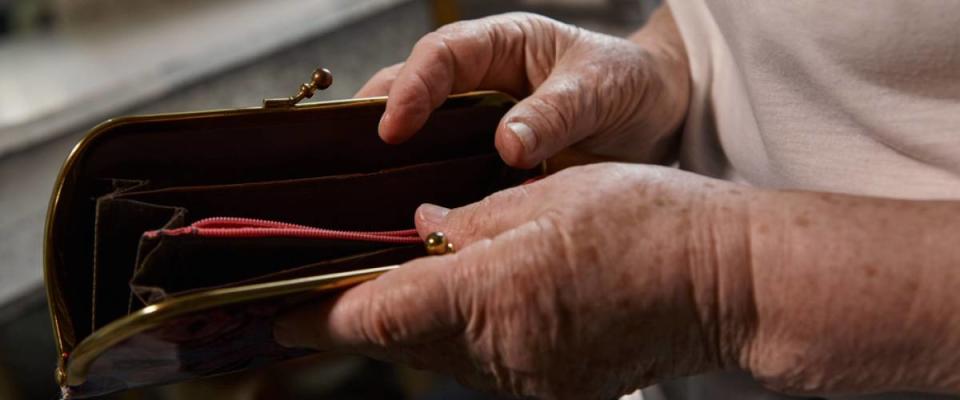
[629,4,689,83]
[625,4,690,163]
[739,190,960,394]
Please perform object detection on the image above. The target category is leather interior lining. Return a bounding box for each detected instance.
[112,153,516,228]
[48,95,519,348]
[131,242,423,304]
[90,152,533,333]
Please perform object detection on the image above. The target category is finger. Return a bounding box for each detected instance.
[274,253,463,351]
[275,216,567,385]
[275,181,555,350]
[494,70,597,168]
[414,183,546,248]
[354,63,404,98]
[379,15,535,144]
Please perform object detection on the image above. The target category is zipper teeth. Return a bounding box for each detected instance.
[193,217,418,236]
[144,216,421,243]
[195,228,422,243]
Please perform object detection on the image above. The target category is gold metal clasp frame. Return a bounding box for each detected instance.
[263,68,334,108]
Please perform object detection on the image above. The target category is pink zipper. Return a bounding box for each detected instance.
[143,217,421,244]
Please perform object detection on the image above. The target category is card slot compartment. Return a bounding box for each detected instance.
[130,235,422,304]
[109,152,530,231]
[84,102,506,188]
[89,153,536,331]
[91,198,186,331]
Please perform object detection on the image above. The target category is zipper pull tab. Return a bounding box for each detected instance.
[425,232,455,255]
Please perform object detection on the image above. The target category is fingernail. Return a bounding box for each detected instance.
[378,111,390,135]
[418,203,449,226]
[507,122,538,152]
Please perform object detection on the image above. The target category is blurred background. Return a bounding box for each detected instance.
[0,0,657,398]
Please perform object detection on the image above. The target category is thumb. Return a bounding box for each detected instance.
[273,256,461,352]
[495,72,597,169]
[273,217,564,359]
[414,182,547,248]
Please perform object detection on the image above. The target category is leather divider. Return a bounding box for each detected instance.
[91,199,185,331]
[90,152,536,329]
[131,242,423,304]
[83,104,503,188]
[111,153,519,229]
[55,96,514,348]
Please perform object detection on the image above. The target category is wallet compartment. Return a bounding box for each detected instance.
[130,240,424,303]
[91,152,534,330]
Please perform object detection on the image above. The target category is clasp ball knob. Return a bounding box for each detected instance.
[425,232,455,255]
[312,68,334,90]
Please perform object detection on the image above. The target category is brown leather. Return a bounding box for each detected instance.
[48,95,525,349]
[91,198,184,330]
[131,243,424,303]
[119,153,524,304]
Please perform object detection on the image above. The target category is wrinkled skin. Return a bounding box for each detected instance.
[275,12,708,398]
[275,8,960,400]
[355,12,688,168]
[276,164,753,399]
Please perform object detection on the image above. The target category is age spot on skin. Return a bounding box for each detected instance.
[863,264,877,277]
[904,279,919,292]
[794,215,811,228]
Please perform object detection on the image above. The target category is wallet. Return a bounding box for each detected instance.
[44,68,539,398]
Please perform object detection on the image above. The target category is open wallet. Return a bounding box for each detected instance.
[44,68,540,398]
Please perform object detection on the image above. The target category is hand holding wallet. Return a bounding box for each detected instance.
[44,68,538,398]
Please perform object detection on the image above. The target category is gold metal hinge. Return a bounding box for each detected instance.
[263,68,333,108]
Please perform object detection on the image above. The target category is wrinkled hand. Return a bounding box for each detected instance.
[275,164,756,399]
[356,12,689,168]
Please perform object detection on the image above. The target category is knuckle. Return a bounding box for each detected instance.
[748,348,830,394]
[358,295,406,349]
[418,31,456,63]
[532,207,581,267]
[533,207,569,242]
[407,36,456,105]
[487,184,531,207]
[409,69,442,109]
[503,12,573,44]
[447,239,495,288]
[452,186,530,238]
[447,204,488,241]
[486,16,522,40]
[370,70,397,88]
[443,244,489,316]
[563,161,624,180]
[499,11,552,28]
[434,19,471,37]
[376,63,401,78]
[525,94,575,139]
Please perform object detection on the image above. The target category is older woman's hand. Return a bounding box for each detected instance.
[356,11,689,168]
[274,163,757,399]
